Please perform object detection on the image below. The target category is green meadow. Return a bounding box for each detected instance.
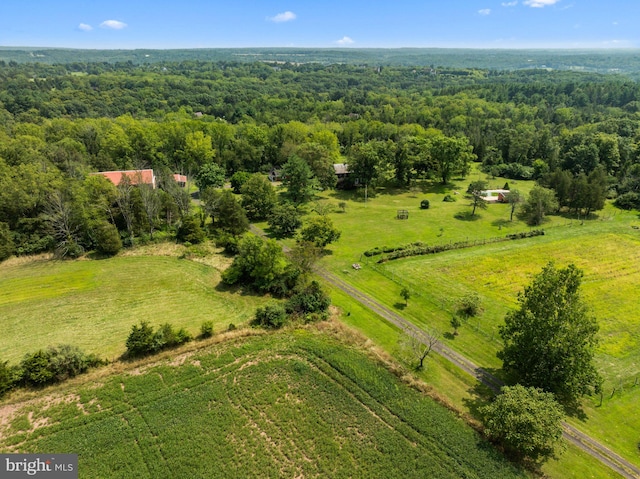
[310,172,640,468]
[0,330,527,479]
[0,251,268,363]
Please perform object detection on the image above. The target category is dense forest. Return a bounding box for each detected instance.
[1,58,640,260]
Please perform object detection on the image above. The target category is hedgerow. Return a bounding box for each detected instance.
[364,230,545,263]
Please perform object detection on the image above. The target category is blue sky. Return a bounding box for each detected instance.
[1,0,639,49]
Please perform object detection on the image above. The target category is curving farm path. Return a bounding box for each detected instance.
[315,269,640,479]
[250,225,640,478]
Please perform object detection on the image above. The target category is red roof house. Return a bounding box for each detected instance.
[93,169,157,189]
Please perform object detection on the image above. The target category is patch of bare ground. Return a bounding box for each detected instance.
[0,393,88,438]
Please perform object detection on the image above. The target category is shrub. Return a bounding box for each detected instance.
[125,321,192,358]
[614,192,640,210]
[227,323,237,331]
[253,303,288,329]
[443,194,456,202]
[154,323,192,350]
[420,199,430,209]
[125,321,156,357]
[215,233,240,255]
[200,321,214,339]
[20,345,103,387]
[20,350,55,386]
[456,293,482,319]
[286,281,331,321]
[93,221,122,255]
[176,215,206,244]
[0,360,16,397]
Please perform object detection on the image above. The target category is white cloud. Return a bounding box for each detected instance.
[268,11,296,23]
[501,1,518,5]
[523,0,560,7]
[479,9,491,15]
[78,23,93,32]
[336,36,354,45]
[100,20,127,30]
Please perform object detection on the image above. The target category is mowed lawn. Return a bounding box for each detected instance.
[0,330,527,479]
[0,254,268,362]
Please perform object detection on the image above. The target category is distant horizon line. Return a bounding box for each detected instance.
[1,45,639,52]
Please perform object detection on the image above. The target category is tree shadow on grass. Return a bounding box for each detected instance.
[214,281,264,298]
[561,399,588,421]
[462,380,496,420]
[454,211,482,221]
[491,219,511,229]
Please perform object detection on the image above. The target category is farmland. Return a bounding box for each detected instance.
[308,173,640,469]
[0,247,268,363]
[0,328,527,479]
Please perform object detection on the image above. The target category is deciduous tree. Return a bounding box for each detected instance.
[498,262,602,405]
[520,186,558,226]
[481,385,565,463]
[429,135,476,184]
[299,216,341,248]
[241,174,277,221]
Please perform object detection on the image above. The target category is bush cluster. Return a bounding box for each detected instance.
[364,242,427,257]
[0,345,104,396]
[252,280,332,330]
[506,230,545,240]
[368,230,545,263]
[125,321,192,358]
[614,192,640,210]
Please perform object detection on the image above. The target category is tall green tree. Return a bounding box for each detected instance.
[282,155,314,204]
[294,142,338,190]
[481,385,565,463]
[222,234,288,292]
[520,186,558,226]
[467,180,488,217]
[215,190,249,236]
[268,202,302,239]
[505,189,522,222]
[429,135,476,184]
[299,216,341,248]
[195,162,226,192]
[241,174,277,221]
[498,262,602,405]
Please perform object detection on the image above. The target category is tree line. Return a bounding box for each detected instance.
[2,61,640,260]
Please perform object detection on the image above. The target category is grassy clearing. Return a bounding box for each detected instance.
[309,172,640,470]
[0,328,528,479]
[0,249,268,363]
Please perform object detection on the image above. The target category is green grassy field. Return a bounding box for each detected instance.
[0,250,269,362]
[0,329,528,479]
[329,288,622,479]
[309,172,640,470]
